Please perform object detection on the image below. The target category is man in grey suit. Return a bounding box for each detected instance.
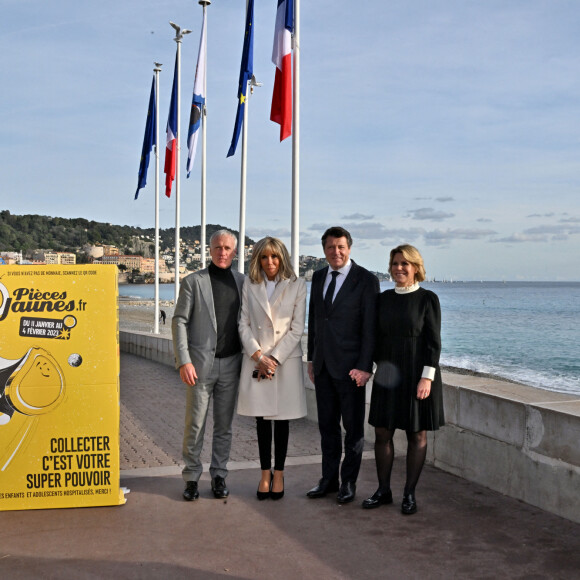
[172,229,245,501]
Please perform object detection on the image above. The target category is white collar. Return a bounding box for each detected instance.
[394,281,420,294]
[328,259,352,277]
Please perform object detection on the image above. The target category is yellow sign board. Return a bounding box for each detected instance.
[0,265,126,510]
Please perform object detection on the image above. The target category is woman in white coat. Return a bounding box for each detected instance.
[237,237,307,500]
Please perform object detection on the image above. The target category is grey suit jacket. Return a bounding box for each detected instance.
[171,266,245,381]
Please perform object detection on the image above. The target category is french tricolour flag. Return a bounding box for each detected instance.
[164,54,178,198]
[270,0,293,141]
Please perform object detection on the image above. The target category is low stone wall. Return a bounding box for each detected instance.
[119,330,580,524]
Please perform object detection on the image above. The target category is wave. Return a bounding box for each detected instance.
[441,354,580,396]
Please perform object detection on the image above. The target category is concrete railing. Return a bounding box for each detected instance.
[119,330,580,524]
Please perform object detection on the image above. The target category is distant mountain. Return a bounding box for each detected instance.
[0,211,254,255]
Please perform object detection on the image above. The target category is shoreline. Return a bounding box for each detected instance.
[118,302,527,387]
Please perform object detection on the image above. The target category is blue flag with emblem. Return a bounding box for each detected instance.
[227,0,254,158]
[135,76,157,199]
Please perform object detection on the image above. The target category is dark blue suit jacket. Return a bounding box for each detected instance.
[307,261,379,381]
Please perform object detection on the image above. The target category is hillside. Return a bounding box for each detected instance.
[0,211,253,255]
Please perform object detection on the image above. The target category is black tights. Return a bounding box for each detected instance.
[256,417,289,471]
[374,428,427,495]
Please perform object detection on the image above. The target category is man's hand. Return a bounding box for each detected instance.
[307,362,315,384]
[349,369,371,387]
[179,363,198,386]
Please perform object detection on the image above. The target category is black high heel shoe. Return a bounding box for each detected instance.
[257,471,272,501]
[270,472,284,500]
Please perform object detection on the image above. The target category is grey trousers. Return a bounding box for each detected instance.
[182,353,241,482]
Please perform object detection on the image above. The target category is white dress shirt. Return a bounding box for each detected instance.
[323,259,352,303]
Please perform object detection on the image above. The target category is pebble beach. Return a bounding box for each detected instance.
[119,299,174,337]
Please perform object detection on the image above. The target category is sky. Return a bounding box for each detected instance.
[1,0,579,281]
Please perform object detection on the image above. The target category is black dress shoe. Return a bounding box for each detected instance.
[183,481,199,501]
[337,481,356,504]
[362,488,393,509]
[306,477,339,498]
[211,476,229,499]
[401,493,417,515]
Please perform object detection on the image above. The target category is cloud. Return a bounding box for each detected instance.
[527,212,555,218]
[341,213,374,220]
[407,208,455,221]
[524,225,580,235]
[477,218,492,223]
[307,221,425,243]
[491,233,549,243]
[375,229,426,245]
[435,196,454,202]
[341,222,395,239]
[246,227,291,238]
[560,217,580,223]
[300,234,322,246]
[424,228,497,246]
[491,223,580,244]
[308,223,333,233]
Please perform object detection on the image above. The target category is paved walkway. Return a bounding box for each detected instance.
[1,353,579,579]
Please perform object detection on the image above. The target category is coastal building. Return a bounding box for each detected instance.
[100,254,168,274]
[0,251,23,264]
[103,245,119,255]
[33,251,76,265]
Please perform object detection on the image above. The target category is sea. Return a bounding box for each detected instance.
[119,281,580,397]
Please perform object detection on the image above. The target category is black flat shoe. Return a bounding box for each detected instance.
[401,493,417,515]
[306,477,339,498]
[362,488,393,509]
[257,471,272,500]
[270,474,284,500]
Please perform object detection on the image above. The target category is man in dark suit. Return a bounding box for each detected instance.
[172,230,245,501]
[307,226,380,503]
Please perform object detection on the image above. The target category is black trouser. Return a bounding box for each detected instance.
[256,417,289,471]
[314,364,366,484]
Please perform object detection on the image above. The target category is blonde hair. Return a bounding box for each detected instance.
[389,244,426,283]
[248,237,296,284]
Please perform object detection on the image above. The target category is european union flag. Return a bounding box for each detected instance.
[135,76,157,199]
[227,0,254,158]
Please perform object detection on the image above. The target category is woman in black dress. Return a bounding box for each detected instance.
[363,244,444,515]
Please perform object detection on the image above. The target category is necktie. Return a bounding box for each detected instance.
[324,271,339,313]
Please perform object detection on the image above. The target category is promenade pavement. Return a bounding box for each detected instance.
[1,353,579,579]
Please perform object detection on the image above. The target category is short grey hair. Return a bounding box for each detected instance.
[209,229,238,250]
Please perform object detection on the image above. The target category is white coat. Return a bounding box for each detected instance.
[237,276,307,420]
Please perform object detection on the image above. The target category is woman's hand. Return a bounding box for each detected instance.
[417,378,432,400]
[256,354,278,381]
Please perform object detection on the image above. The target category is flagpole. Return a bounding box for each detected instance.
[238,89,248,274]
[291,0,300,275]
[154,62,162,334]
[238,74,261,274]
[237,0,251,274]
[170,22,191,302]
[199,0,210,270]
